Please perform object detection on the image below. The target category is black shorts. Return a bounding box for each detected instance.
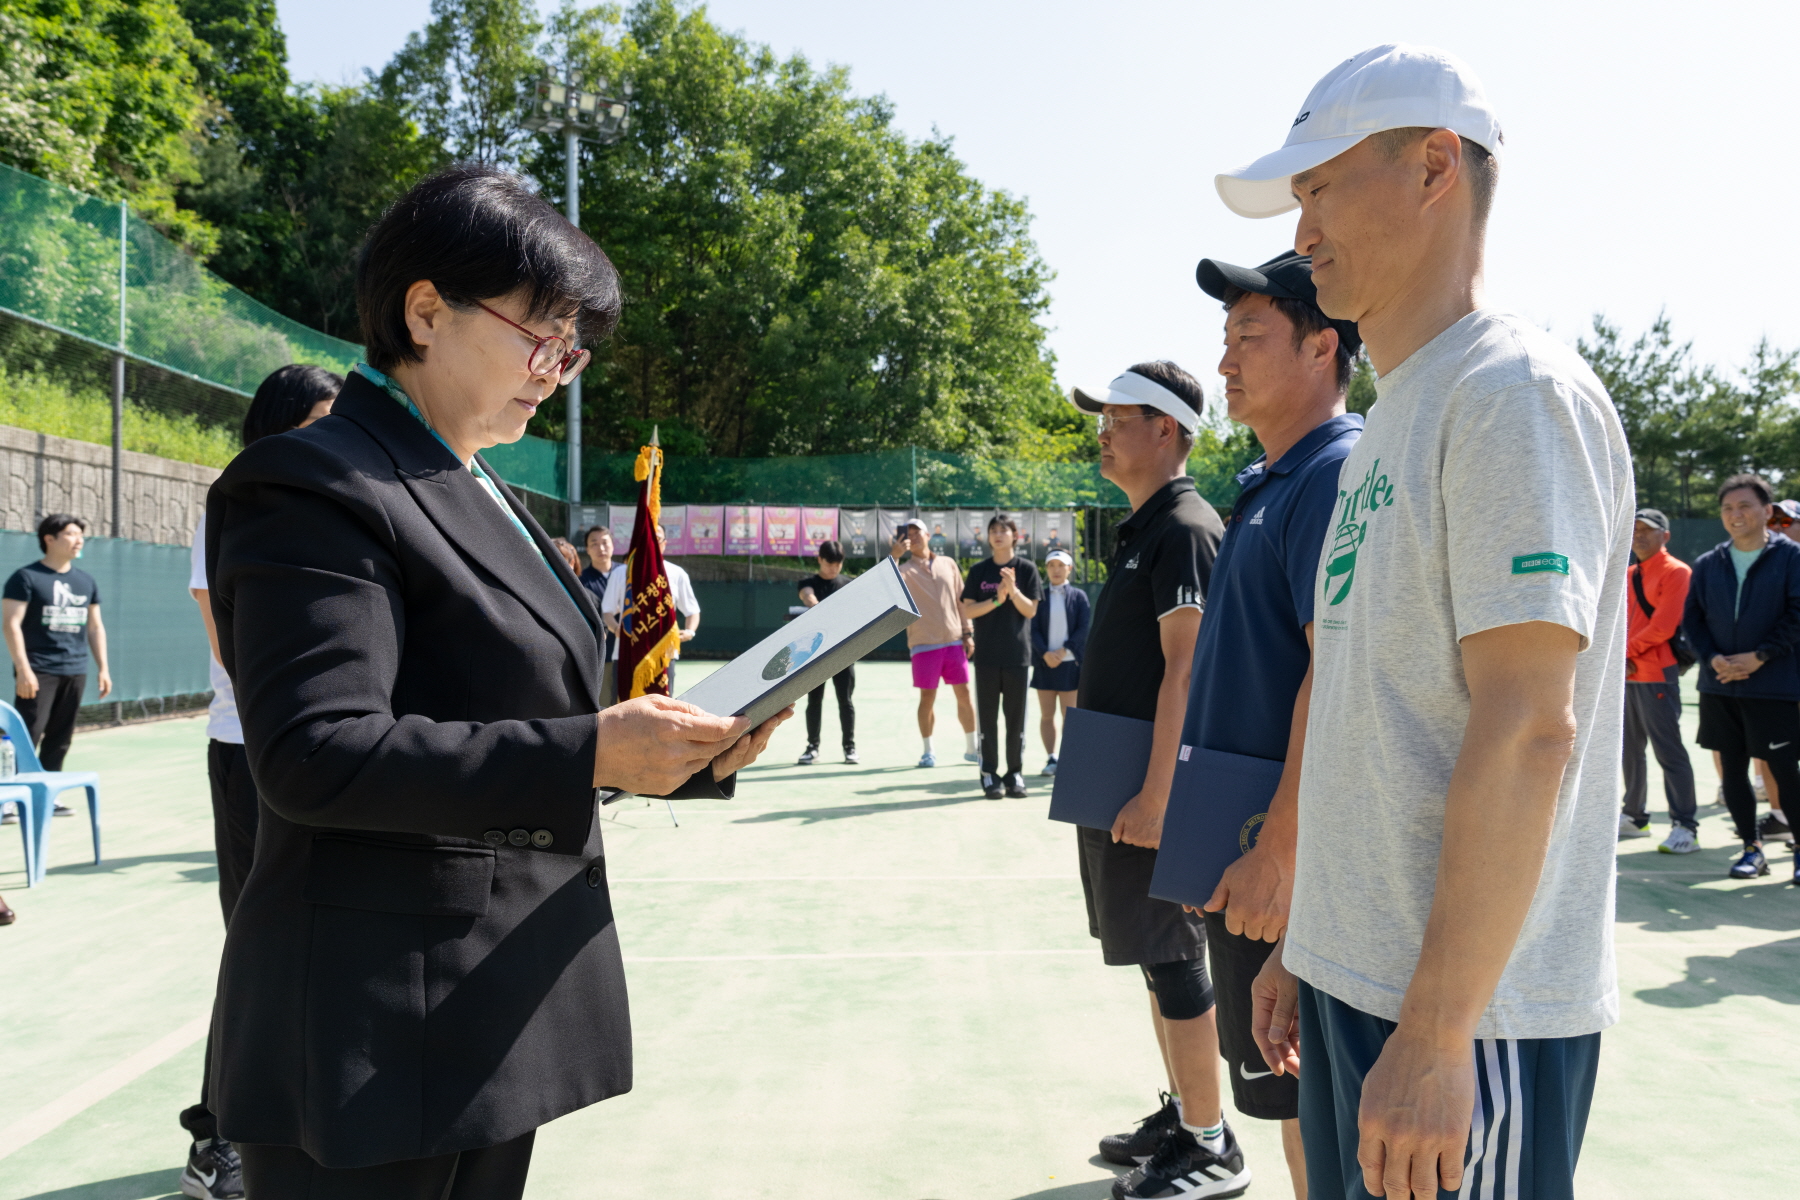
[1076,827,1206,966]
[1696,691,1800,760]
[1202,911,1299,1121]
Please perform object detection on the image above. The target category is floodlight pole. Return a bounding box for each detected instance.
[565,125,582,517]
[518,68,632,533]
[114,200,126,540]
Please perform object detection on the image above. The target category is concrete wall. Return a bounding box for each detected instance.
[0,424,219,548]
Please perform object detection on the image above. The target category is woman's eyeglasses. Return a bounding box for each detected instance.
[478,303,592,383]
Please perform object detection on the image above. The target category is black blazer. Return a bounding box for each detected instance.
[204,373,727,1167]
[1029,582,1091,661]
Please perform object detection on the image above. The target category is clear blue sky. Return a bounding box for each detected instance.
[277,0,1800,400]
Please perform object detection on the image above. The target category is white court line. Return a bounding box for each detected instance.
[0,1013,210,1162]
[609,875,1076,883]
[624,949,1092,963]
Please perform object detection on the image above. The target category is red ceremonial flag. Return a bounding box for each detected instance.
[617,432,680,698]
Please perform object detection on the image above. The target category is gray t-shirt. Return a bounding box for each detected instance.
[1287,309,1634,1039]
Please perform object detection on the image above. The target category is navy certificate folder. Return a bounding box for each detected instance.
[1148,746,1285,908]
[1047,707,1156,831]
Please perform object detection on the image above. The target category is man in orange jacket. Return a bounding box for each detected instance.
[1623,508,1699,851]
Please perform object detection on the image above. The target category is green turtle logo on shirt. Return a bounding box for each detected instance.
[1324,458,1395,607]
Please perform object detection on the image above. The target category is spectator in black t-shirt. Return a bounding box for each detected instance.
[3,513,112,782]
[796,540,857,765]
[960,515,1041,797]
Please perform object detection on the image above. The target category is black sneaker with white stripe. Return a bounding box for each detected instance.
[1112,1122,1250,1200]
[180,1137,244,1199]
[1098,1091,1180,1165]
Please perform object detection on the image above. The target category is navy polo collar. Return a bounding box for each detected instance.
[1234,412,1365,492]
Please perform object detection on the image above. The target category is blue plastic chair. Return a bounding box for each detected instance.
[0,700,101,885]
[3,783,42,883]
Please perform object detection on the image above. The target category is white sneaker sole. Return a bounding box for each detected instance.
[1658,841,1699,854]
[178,1167,232,1200]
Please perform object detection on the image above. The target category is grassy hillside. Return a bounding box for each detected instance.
[0,365,237,468]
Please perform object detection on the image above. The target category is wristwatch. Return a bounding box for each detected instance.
[1755,649,1770,663]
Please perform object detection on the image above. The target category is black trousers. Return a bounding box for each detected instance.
[1621,666,1697,831]
[975,663,1028,778]
[15,671,85,770]
[804,665,856,749]
[238,1130,535,1199]
[1698,691,1800,844]
[181,739,263,1144]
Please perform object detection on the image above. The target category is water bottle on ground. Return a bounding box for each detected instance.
[0,732,15,778]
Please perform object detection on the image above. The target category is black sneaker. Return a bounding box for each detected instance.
[1098,1091,1180,1165]
[1113,1123,1250,1199]
[843,747,859,765]
[1758,811,1794,847]
[981,773,1003,799]
[180,1137,245,1199]
[798,745,819,765]
[1004,772,1028,798]
[53,801,74,817]
[1729,844,1770,879]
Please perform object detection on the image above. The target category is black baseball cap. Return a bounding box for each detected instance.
[1634,508,1670,533]
[1196,250,1362,357]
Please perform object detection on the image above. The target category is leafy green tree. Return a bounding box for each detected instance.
[521,0,1062,459]
[380,0,544,165]
[0,0,213,248]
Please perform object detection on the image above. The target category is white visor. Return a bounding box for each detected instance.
[1068,371,1200,433]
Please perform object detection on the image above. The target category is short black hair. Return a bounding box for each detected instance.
[986,514,1020,538]
[356,164,622,372]
[243,364,343,447]
[38,512,87,552]
[1217,285,1355,392]
[1719,473,1773,506]
[582,525,612,547]
[816,540,844,564]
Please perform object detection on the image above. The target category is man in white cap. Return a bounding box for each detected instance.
[1064,363,1238,1196]
[1223,45,1633,1200]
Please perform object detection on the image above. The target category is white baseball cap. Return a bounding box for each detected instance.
[1216,44,1503,220]
[1068,370,1201,433]
[1045,550,1074,567]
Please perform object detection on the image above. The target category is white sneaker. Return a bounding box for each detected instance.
[918,751,936,768]
[1659,826,1699,854]
[1618,812,1651,839]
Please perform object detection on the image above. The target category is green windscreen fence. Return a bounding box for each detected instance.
[0,532,210,706]
[0,161,362,420]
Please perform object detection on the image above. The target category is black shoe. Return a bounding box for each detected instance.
[1113,1123,1250,1199]
[1729,844,1770,879]
[1758,811,1795,847]
[798,744,819,765]
[180,1137,245,1199]
[1098,1091,1181,1165]
[981,773,1003,800]
[53,801,74,817]
[1004,772,1028,798]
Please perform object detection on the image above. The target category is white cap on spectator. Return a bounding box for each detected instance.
[1216,43,1503,219]
[1046,550,1073,567]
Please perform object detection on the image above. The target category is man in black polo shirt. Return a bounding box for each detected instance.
[1063,363,1233,1190]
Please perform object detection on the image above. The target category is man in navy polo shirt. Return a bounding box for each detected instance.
[1111,251,1361,1200]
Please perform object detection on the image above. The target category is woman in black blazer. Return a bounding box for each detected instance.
[204,165,786,1197]
[1029,550,1090,774]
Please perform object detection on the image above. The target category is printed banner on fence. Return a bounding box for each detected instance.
[800,507,838,555]
[687,505,723,555]
[659,504,689,555]
[762,506,800,556]
[608,505,636,554]
[726,505,763,555]
[877,508,911,548]
[1035,510,1074,556]
[1000,511,1034,559]
[922,511,955,557]
[840,509,875,557]
[958,509,992,558]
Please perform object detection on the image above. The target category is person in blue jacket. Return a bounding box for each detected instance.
[1682,472,1800,885]
[1030,549,1090,774]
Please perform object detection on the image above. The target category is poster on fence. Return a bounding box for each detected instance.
[726,506,763,555]
[659,505,690,555]
[1000,511,1034,559]
[958,510,993,558]
[687,505,724,555]
[800,507,838,555]
[1034,510,1075,557]
[877,508,910,549]
[763,506,800,556]
[608,505,636,554]
[922,511,955,557]
[840,509,875,557]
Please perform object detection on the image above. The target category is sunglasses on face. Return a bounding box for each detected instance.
[478,303,592,383]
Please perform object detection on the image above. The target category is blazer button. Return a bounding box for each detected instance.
[531,829,554,848]
[507,828,530,847]
[483,829,506,846]
[586,864,603,888]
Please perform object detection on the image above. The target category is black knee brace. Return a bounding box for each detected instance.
[1141,958,1216,1021]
